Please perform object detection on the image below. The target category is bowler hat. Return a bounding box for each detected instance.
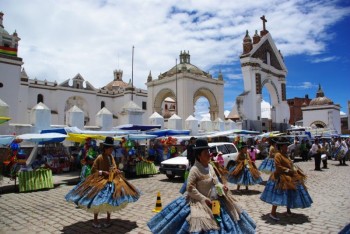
[271,137,291,145]
[193,139,210,150]
[103,136,115,147]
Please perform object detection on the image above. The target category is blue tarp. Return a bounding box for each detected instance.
[146,129,190,137]
[115,124,161,131]
[40,128,67,142]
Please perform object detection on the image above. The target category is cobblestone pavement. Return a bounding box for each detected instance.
[0,160,349,234]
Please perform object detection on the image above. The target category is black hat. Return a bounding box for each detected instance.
[271,137,291,145]
[190,136,197,141]
[193,139,210,150]
[103,136,115,147]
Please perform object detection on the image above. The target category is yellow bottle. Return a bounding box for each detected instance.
[212,200,220,215]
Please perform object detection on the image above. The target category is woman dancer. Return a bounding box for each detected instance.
[148,139,256,233]
[260,137,313,221]
[65,137,141,228]
[227,143,262,191]
[258,139,278,174]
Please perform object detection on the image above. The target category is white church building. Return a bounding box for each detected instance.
[301,84,341,134]
[0,12,148,133]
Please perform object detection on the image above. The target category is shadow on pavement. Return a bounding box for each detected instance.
[159,177,184,184]
[61,218,138,234]
[261,212,310,225]
[230,189,261,196]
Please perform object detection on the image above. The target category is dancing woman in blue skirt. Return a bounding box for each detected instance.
[258,139,277,174]
[148,139,256,233]
[228,143,262,191]
[260,137,313,221]
[65,137,141,228]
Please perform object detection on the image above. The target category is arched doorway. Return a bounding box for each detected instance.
[193,87,219,121]
[152,88,176,118]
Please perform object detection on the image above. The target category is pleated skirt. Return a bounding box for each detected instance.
[258,158,275,174]
[65,180,141,213]
[260,179,313,208]
[227,167,263,186]
[147,196,256,234]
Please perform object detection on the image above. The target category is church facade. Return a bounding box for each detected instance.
[0,12,148,129]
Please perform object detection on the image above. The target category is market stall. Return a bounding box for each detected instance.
[119,134,158,177]
[12,133,67,192]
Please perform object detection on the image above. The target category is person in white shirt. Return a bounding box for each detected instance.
[310,138,322,171]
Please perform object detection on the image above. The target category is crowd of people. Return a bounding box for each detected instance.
[64,135,349,232]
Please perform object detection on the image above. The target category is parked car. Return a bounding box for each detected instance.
[159,142,239,179]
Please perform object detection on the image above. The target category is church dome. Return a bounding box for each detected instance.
[166,63,206,76]
[104,80,128,90]
[159,51,211,79]
[103,69,128,90]
[309,84,333,106]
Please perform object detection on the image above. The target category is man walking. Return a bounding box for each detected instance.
[310,138,322,171]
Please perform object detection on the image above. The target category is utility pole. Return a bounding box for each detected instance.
[131,46,134,101]
[175,58,178,115]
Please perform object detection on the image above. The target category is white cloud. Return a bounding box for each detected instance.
[310,56,339,63]
[287,82,318,90]
[2,0,349,92]
[261,99,271,119]
[224,110,231,118]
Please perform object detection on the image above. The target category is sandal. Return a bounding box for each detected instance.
[269,214,280,221]
[92,222,101,228]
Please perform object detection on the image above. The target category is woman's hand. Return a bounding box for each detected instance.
[204,199,212,207]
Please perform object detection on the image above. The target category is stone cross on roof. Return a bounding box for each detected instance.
[260,15,267,31]
[260,15,269,36]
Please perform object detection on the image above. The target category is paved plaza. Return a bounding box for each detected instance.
[0,160,349,234]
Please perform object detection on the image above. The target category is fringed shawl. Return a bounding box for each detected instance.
[270,152,307,190]
[186,161,242,232]
[230,153,261,179]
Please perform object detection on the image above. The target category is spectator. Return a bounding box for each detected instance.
[310,138,322,171]
[186,137,197,168]
[248,146,259,163]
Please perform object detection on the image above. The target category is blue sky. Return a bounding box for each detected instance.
[2,0,350,120]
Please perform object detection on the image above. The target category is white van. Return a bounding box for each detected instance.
[159,142,238,179]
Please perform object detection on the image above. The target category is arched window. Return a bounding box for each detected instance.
[165,104,168,110]
[37,94,44,103]
[101,101,105,109]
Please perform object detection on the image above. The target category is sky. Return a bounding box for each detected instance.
[2,0,350,121]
